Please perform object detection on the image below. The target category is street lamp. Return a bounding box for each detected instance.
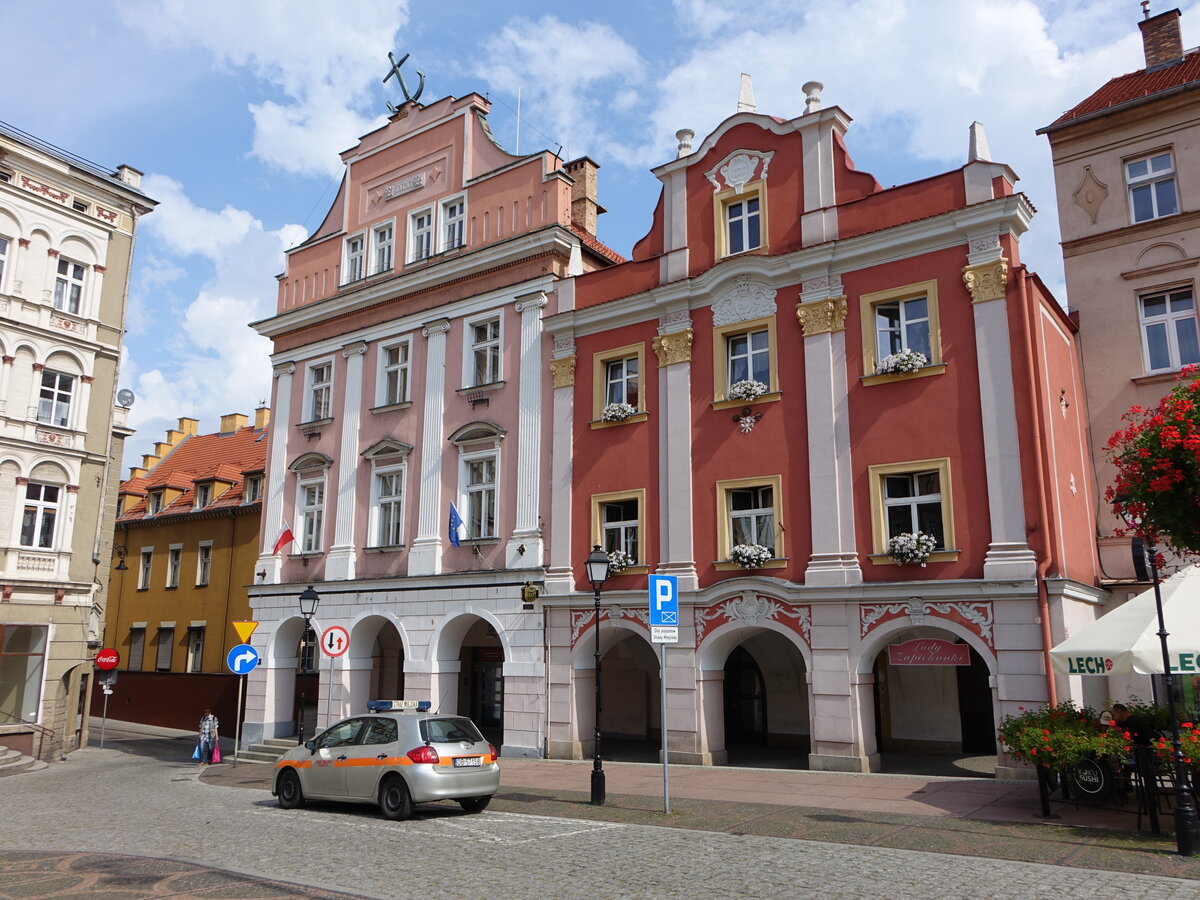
[297,585,320,744]
[1116,502,1200,856]
[585,545,610,806]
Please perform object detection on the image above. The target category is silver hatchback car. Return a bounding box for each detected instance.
[273,701,500,819]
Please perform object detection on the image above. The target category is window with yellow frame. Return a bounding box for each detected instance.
[592,343,647,427]
[866,458,958,565]
[713,179,767,259]
[858,279,946,384]
[711,316,779,405]
[590,489,647,572]
[714,475,785,570]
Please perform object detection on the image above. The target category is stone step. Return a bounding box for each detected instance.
[261,738,300,749]
[0,745,48,777]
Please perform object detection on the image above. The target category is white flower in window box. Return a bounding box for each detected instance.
[886,531,938,566]
[876,349,928,375]
[728,542,773,569]
[606,549,635,574]
[600,402,638,422]
[726,379,768,402]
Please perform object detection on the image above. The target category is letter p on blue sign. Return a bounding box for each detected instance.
[649,575,679,626]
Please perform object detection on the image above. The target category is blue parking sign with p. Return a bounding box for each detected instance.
[649,575,679,626]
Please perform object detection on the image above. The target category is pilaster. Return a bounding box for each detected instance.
[257,362,294,584]
[544,336,576,596]
[325,341,366,581]
[409,318,451,576]
[507,292,548,569]
[653,311,697,591]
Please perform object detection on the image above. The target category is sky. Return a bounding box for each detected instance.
[0,0,1190,471]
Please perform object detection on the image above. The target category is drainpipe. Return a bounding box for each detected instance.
[1014,265,1058,706]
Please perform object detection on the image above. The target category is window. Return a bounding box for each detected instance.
[166,546,181,588]
[468,316,501,386]
[372,222,394,274]
[53,258,85,314]
[714,180,767,258]
[592,344,646,424]
[1127,151,1179,223]
[0,625,47,721]
[867,458,956,563]
[0,237,8,288]
[298,476,325,553]
[371,464,405,546]
[155,626,174,671]
[186,627,204,673]
[859,280,943,378]
[243,476,263,503]
[72,198,88,213]
[1140,287,1200,373]
[442,197,465,250]
[20,483,59,549]
[463,452,497,539]
[196,543,212,586]
[591,489,646,567]
[138,549,152,590]
[380,340,411,406]
[715,475,784,567]
[410,207,433,261]
[147,491,164,515]
[37,370,74,427]
[194,483,212,509]
[606,356,638,406]
[128,627,145,671]
[711,316,778,401]
[307,361,332,421]
[299,625,317,673]
[344,235,365,283]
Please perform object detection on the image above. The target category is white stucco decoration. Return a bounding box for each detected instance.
[712,275,777,326]
[705,149,775,193]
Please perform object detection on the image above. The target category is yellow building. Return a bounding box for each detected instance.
[98,411,268,731]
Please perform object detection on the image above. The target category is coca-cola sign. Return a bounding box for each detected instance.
[887,639,970,666]
[95,648,120,670]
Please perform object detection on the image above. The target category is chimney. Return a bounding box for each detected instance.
[115,164,143,188]
[564,157,603,236]
[1140,7,1184,69]
[255,405,271,430]
[220,413,248,434]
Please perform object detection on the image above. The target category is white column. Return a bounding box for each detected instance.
[506,291,547,569]
[257,363,294,583]
[325,341,366,581]
[543,338,575,595]
[797,286,861,585]
[653,313,697,591]
[409,318,450,576]
[963,244,1037,579]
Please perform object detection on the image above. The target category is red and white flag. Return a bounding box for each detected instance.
[272,521,295,556]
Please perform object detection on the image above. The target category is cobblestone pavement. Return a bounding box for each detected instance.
[2,740,1200,899]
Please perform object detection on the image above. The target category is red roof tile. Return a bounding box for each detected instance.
[569,223,626,265]
[1049,50,1200,127]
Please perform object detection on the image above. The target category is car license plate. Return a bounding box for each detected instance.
[453,756,482,767]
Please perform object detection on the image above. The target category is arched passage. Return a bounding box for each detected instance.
[431,612,508,746]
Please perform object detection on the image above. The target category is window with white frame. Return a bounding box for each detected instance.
[344,235,365,283]
[196,542,212,586]
[380,340,411,406]
[53,258,85,314]
[1140,286,1200,373]
[243,475,262,503]
[726,327,771,389]
[0,237,8,289]
[186,626,204,673]
[410,207,433,261]
[442,197,465,250]
[1127,151,1179,223]
[128,627,145,671]
[372,222,394,274]
[155,626,173,671]
[605,356,639,407]
[371,463,406,547]
[138,549,152,589]
[194,483,212,509]
[147,491,164,515]
[298,475,325,553]
[19,482,59,549]
[468,316,501,386]
[883,469,946,548]
[725,194,761,255]
[307,361,332,421]
[166,546,182,588]
[602,497,639,559]
[462,451,497,539]
[875,295,932,363]
[36,370,74,427]
[729,484,776,555]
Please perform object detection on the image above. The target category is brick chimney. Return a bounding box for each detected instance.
[220,413,248,434]
[1140,7,1184,69]
[564,157,604,236]
[254,405,271,430]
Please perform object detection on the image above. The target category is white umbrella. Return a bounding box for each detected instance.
[1050,566,1200,676]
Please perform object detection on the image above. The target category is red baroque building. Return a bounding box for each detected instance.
[542,83,1103,775]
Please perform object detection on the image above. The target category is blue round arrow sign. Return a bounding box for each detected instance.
[227,643,259,675]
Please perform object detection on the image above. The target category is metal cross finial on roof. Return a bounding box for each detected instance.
[383,51,425,113]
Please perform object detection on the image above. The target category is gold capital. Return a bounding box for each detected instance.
[962,258,1008,304]
[795,296,848,336]
[549,355,576,388]
[652,329,693,366]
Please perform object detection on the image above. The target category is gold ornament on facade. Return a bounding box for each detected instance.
[795,296,848,336]
[549,355,576,388]
[962,258,1008,303]
[652,329,694,366]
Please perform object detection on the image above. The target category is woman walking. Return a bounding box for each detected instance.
[197,709,219,765]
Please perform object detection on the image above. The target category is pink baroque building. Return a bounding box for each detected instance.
[244,90,620,755]
[542,81,1104,775]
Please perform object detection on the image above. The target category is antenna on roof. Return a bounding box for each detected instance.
[515,86,522,155]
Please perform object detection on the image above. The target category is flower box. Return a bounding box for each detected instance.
[728,543,772,569]
[887,531,937,566]
[726,379,768,402]
[600,402,637,423]
[876,349,927,375]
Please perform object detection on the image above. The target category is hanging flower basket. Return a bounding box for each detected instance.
[877,349,927,375]
[606,549,635,574]
[729,543,773,569]
[600,402,637,422]
[887,531,938,566]
[726,379,768,402]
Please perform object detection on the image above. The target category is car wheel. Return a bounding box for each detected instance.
[379,775,413,820]
[457,796,491,813]
[277,769,304,809]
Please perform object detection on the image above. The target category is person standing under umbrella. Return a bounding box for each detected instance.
[197,709,219,766]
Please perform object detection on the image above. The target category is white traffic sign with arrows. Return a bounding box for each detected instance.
[321,625,350,657]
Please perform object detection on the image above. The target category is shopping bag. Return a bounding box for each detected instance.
[212,743,221,764]
[192,743,201,760]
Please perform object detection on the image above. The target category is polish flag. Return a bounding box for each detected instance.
[272,521,295,556]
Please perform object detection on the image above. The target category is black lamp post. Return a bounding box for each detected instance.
[297,585,320,744]
[585,545,609,806]
[1117,504,1200,856]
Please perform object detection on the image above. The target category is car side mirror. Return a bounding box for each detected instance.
[305,739,317,752]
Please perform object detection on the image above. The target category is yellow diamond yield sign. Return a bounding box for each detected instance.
[232,621,258,643]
